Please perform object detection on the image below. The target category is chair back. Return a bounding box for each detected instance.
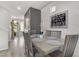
[45,30,61,40]
[51,31,61,39]
[63,35,78,57]
[23,32,33,57]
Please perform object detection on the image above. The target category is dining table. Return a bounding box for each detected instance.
[32,37,64,56]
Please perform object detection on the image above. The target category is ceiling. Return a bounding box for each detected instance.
[0,1,51,17]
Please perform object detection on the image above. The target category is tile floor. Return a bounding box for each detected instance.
[0,36,26,57]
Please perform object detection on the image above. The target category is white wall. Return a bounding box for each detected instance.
[0,7,10,50]
[41,1,79,41]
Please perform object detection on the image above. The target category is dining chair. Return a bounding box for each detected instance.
[63,35,78,57]
[45,30,61,40]
[51,31,61,40]
[23,31,37,57]
[48,35,78,57]
[23,32,38,57]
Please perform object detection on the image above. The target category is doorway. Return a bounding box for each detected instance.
[10,20,24,40]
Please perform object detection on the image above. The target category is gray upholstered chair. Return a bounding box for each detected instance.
[48,35,78,57]
[51,31,61,39]
[45,30,61,40]
[23,32,33,57]
[63,35,78,57]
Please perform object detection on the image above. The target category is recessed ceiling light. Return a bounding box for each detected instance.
[17,6,21,10]
[50,6,56,13]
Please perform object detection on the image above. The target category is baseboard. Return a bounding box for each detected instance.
[0,48,8,51]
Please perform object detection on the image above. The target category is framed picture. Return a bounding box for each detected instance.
[51,10,68,28]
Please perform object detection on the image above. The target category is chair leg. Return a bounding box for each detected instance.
[33,50,36,57]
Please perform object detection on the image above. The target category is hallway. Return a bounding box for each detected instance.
[9,35,25,57]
